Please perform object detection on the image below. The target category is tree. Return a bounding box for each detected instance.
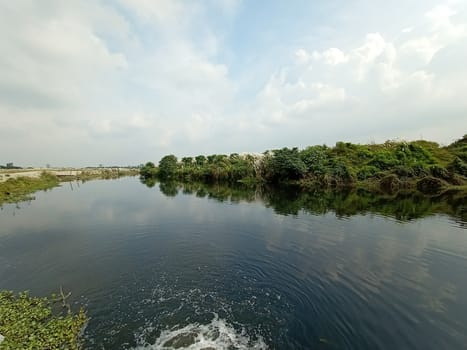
[158,155,178,179]
[181,157,193,167]
[140,162,157,178]
[267,147,307,182]
[300,146,328,176]
[195,155,206,166]
[207,155,216,164]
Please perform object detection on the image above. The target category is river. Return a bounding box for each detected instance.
[0,177,466,349]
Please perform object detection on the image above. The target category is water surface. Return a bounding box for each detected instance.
[1,177,466,349]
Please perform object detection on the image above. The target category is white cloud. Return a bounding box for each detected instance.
[0,2,127,111]
[295,49,312,65]
[117,0,188,26]
[426,5,457,29]
[313,48,349,65]
[401,37,441,64]
[248,4,467,147]
[129,113,153,129]
[0,1,466,166]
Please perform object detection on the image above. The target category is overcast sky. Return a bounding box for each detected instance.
[1,0,466,167]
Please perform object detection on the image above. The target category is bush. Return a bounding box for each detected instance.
[449,157,467,177]
[330,161,355,183]
[430,165,449,180]
[300,146,328,175]
[140,162,158,178]
[357,165,379,180]
[268,148,307,181]
[370,151,399,170]
[411,164,429,177]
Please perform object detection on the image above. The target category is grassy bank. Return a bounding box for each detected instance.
[0,290,87,349]
[78,168,140,181]
[0,172,60,205]
[0,169,140,206]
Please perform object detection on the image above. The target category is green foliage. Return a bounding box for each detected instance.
[266,147,307,182]
[158,155,178,179]
[369,151,400,170]
[447,134,467,161]
[448,157,467,177]
[206,155,217,164]
[300,146,328,176]
[329,159,356,184]
[357,165,379,180]
[430,165,449,179]
[141,135,467,193]
[0,172,59,205]
[181,157,193,166]
[0,290,87,350]
[195,155,206,166]
[140,162,158,179]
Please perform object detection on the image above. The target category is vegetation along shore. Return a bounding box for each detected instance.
[0,168,139,206]
[141,136,467,196]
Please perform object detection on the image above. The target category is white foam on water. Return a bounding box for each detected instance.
[133,315,268,350]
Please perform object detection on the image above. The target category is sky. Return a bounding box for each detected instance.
[1,0,466,167]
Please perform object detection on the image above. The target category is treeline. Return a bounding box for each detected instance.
[140,135,467,194]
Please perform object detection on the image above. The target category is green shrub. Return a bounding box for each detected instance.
[300,146,328,175]
[140,162,158,179]
[268,148,307,181]
[357,165,379,180]
[430,165,449,179]
[411,164,429,177]
[330,161,355,183]
[449,157,467,177]
[407,143,435,164]
[369,151,399,170]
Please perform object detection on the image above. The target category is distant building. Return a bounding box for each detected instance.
[3,162,22,169]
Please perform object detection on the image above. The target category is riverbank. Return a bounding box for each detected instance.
[0,167,139,183]
[0,168,139,205]
[141,136,467,195]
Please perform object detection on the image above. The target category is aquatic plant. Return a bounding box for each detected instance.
[0,290,87,349]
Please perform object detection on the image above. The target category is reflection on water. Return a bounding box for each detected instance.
[0,177,466,349]
[145,179,467,223]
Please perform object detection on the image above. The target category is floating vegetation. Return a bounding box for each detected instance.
[0,290,87,350]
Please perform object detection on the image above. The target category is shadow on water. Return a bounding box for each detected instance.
[141,178,466,223]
